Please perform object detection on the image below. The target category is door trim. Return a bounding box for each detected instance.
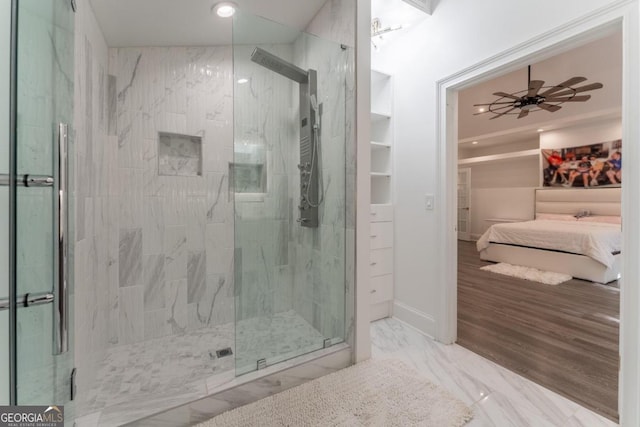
[435,1,639,424]
[457,167,471,241]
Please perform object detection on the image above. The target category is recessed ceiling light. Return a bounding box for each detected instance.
[537,128,544,132]
[478,107,486,113]
[212,1,237,18]
[237,78,249,84]
[472,141,478,145]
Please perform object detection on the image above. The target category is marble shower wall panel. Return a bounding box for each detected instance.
[73,0,116,417]
[233,44,296,322]
[287,0,356,343]
[113,46,234,345]
[306,0,356,48]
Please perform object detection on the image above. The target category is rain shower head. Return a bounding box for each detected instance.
[250,47,308,84]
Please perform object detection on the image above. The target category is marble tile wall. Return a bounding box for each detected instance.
[233,43,296,326]
[70,1,355,420]
[111,45,234,346]
[73,0,116,416]
[286,0,356,345]
[306,0,357,48]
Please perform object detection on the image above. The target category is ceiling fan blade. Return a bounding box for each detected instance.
[546,83,604,98]
[493,92,521,100]
[538,103,562,112]
[517,109,529,119]
[527,80,544,97]
[489,107,517,119]
[545,95,591,103]
[539,77,588,96]
[473,101,514,106]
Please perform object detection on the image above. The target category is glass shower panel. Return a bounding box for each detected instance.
[14,0,75,406]
[233,12,348,375]
[0,0,10,406]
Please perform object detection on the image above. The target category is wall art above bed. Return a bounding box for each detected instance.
[541,139,622,188]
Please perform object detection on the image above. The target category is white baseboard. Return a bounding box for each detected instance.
[392,300,436,338]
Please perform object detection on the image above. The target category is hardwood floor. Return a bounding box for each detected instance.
[457,240,620,422]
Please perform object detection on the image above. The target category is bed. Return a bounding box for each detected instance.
[476,188,622,284]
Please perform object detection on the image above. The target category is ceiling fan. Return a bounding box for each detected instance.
[474,66,604,120]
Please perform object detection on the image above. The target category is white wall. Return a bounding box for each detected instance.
[461,117,621,240]
[540,116,622,150]
[461,139,539,238]
[0,0,10,406]
[470,188,536,239]
[371,0,626,337]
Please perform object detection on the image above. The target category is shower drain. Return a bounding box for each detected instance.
[210,347,233,359]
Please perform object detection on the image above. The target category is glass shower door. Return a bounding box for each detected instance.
[10,0,75,407]
[233,12,349,375]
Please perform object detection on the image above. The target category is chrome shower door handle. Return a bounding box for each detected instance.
[54,123,68,355]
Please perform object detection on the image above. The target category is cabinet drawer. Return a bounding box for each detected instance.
[370,248,393,277]
[370,222,393,249]
[370,204,393,222]
[370,274,393,305]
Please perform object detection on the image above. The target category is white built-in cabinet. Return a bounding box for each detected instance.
[370,70,394,321]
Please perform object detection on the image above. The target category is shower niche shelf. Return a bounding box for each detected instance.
[370,69,394,322]
[158,132,203,177]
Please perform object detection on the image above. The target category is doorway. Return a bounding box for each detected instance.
[436,6,640,425]
[456,30,622,422]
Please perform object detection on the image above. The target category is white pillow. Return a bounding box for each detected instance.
[536,213,577,221]
[578,215,621,224]
[574,209,591,219]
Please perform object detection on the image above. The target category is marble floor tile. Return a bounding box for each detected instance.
[468,392,559,427]
[565,407,619,427]
[77,310,327,426]
[371,318,619,427]
[78,315,618,427]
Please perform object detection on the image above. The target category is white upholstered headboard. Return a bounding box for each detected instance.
[535,188,621,217]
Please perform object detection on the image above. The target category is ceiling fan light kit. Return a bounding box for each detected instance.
[474,66,604,120]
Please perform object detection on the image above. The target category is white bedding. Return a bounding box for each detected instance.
[476,220,622,268]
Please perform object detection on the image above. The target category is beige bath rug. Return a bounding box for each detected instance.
[197,358,473,427]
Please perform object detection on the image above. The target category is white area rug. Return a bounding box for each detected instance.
[197,359,473,427]
[481,262,572,285]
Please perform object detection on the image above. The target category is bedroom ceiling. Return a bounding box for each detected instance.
[458,31,622,146]
[89,0,328,47]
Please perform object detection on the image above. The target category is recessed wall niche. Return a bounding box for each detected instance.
[230,141,267,193]
[158,132,203,176]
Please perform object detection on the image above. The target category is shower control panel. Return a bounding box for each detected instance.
[297,70,319,228]
[249,48,319,228]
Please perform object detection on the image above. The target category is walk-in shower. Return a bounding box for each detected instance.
[250,47,321,228]
[2,1,354,424]
[232,10,349,379]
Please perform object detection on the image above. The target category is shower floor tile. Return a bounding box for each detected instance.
[235,310,328,375]
[78,310,326,426]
